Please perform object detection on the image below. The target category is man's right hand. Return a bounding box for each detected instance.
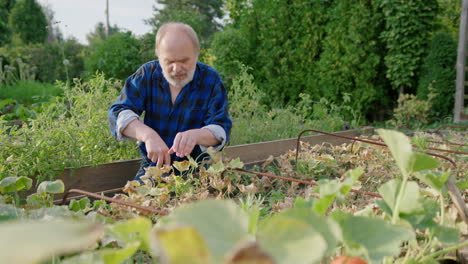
[144,135,171,167]
[122,119,171,167]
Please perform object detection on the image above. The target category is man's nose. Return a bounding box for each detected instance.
[173,63,181,73]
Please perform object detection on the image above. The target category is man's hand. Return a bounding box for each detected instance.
[169,129,199,158]
[169,128,221,158]
[144,135,171,167]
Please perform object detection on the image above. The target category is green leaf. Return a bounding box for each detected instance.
[0,220,103,264]
[207,161,225,174]
[332,211,414,263]
[430,226,460,245]
[228,157,244,169]
[157,199,249,263]
[106,217,152,253]
[377,129,414,176]
[378,179,424,215]
[153,226,212,264]
[61,242,140,264]
[0,176,32,193]
[456,180,468,190]
[415,171,450,192]
[173,160,191,172]
[313,168,363,215]
[411,153,440,172]
[400,199,439,230]
[37,180,65,194]
[69,198,92,212]
[257,209,329,264]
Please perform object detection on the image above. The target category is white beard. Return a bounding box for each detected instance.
[162,66,196,88]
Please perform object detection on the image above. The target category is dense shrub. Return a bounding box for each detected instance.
[84,32,142,80]
[210,27,252,85]
[417,32,456,119]
[228,65,360,145]
[8,0,47,44]
[0,39,85,83]
[0,80,61,104]
[379,0,439,93]
[316,1,383,116]
[0,74,140,181]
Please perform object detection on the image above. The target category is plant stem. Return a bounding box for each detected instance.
[392,175,409,224]
[425,240,468,259]
[440,192,445,226]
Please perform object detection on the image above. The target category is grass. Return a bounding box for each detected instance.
[0,80,63,104]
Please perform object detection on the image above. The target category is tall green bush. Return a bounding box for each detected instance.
[379,0,439,94]
[417,32,456,118]
[242,0,329,104]
[84,32,142,80]
[0,39,85,83]
[316,0,383,116]
[210,27,252,85]
[8,0,47,44]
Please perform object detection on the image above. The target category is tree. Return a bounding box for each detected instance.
[84,31,142,80]
[9,0,48,44]
[379,0,439,94]
[145,0,223,45]
[86,22,121,45]
[0,0,16,12]
[0,8,10,46]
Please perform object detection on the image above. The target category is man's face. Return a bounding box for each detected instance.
[157,31,198,88]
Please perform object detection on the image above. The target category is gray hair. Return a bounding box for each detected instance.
[155,22,200,55]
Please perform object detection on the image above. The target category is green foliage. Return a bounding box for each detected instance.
[0,8,11,46]
[137,32,157,63]
[86,22,121,45]
[417,32,456,118]
[388,93,434,129]
[8,0,47,44]
[332,211,414,263]
[436,0,461,38]
[0,74,140,181]
[0,80,62,104]
[241,0,328,104]
[145,0,224,44]
[379,0,439,93]
[84,32,142,80]
[0,0,16,11]
[0,220,103,264]
[316,0,383,115]
[211,27,252,85]
[0,39,86,83]
[228,66,358,145]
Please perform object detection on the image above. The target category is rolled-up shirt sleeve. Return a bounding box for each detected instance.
[200,124,227,151]
[108,66,148,139]
[116,110,140,140]
[201,75,232,151]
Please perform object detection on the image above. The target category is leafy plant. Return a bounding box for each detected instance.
[84,32,142,80]
[388,93,434,129]
[417,31,457,119]
[379,0,439,94]
[0,74,140,181]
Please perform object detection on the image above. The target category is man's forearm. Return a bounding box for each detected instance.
[195,128,221,147]
[122,119,159,142]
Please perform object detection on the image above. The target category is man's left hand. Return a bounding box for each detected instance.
[169,129,200,158]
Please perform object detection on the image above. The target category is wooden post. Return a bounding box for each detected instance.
[105,0,110,38]
[455,0,468,123]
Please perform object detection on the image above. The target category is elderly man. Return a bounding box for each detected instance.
[108,22,232,180]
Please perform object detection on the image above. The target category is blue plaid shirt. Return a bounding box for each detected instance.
[108,60,232,162]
